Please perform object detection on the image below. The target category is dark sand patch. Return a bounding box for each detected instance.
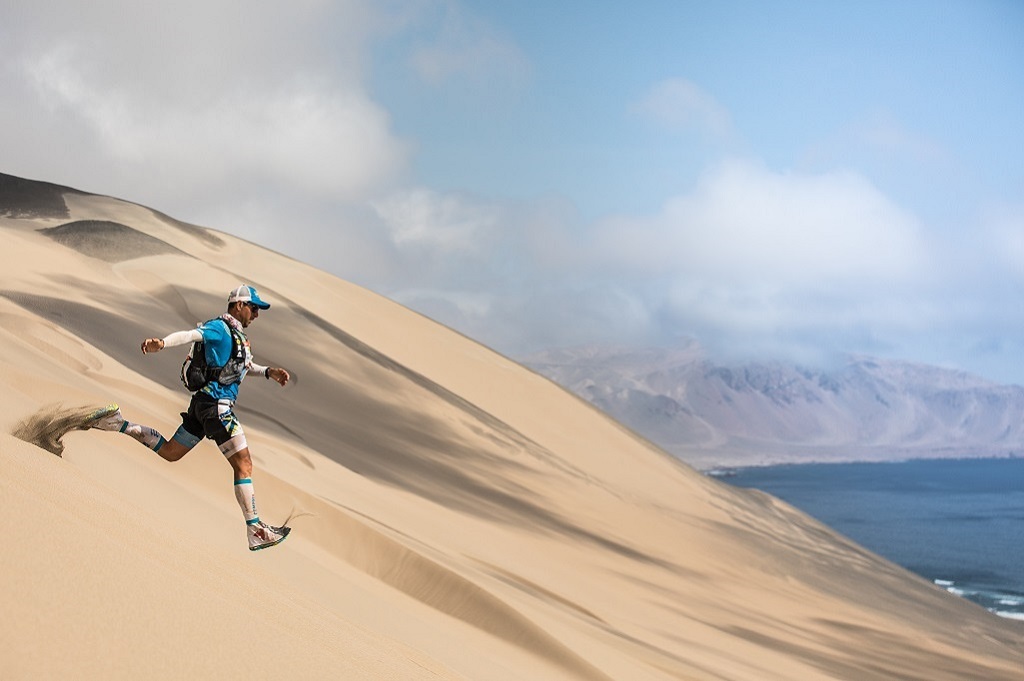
[38,220,188,263]
[0,173,83,219]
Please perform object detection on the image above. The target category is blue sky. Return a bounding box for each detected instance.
[379,2,1018,200]
[3,1,1024,382]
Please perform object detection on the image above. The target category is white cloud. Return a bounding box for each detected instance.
[567,159,938,361]
[3,1,407,211]
[800,110,954,179]
[633,78,733,140]
[591,159,926,284]
[407,2,529,86]
[374,187,500,252]
[354,160,948,362]
[856,114,950,167]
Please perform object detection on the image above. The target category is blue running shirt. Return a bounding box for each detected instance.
[197,318,249,402]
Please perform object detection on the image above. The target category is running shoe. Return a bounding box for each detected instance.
[248,521,291,551]
[84,404,124,431]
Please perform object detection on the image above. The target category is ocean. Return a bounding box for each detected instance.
[722,458,1024,621]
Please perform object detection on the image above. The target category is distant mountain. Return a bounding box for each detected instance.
[523,342,1024,469]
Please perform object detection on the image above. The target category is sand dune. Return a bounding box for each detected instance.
[1,173,1022,680]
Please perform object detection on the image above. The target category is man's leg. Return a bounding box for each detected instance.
[228,446,256,523]
[159,425,202,462]
[226,446,290,551]
[88,404,168,453]
[187,398,289,551]
[89,404,204,462]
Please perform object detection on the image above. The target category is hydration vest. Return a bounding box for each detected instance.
[179,319,248,392]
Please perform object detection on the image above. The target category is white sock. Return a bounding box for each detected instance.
[234,478,259,526]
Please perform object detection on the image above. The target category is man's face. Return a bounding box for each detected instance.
[235,302,259,328]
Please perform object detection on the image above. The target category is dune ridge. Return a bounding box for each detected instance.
[1,173,1022,680]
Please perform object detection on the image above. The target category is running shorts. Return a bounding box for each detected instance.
[177,392,248,457]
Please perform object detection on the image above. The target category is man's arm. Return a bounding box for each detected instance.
[248,359,291,387]
[140,329,203,355]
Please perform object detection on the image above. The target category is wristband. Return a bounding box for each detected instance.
[265,367,271,379]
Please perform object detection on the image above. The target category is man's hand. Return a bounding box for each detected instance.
[267,367,291,387]
[141,338,165,354]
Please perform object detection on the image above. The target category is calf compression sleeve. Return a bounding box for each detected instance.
[234,478,259,524]
[120,421,168,452]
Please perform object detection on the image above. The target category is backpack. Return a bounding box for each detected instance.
[179,320,241,392]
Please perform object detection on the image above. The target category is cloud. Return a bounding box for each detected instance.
[363,159,945,365]
[374,187,500,252]
[633,78,733,140]
[2,1,407,213]
[591,159,926,283]
[799,110,955,190]
[567,159,934,362]
[4,1,1019,382]
[855,114,950,167]
[406,1,529,86]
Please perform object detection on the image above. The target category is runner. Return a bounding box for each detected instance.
[88,285,292,551]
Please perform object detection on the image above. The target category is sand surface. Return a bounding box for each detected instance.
[1,180,1022,680]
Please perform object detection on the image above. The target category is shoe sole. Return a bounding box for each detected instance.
[249,526,291,551]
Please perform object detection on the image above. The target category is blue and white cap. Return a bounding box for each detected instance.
[228,285,271,310]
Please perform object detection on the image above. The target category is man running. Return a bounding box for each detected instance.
[88,285,292,551]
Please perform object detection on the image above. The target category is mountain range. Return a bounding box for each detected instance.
[523,342,1024,469]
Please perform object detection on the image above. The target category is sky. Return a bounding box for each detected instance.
[3,0,1024,382]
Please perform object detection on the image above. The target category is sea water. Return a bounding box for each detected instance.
[723,458,1024,621]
